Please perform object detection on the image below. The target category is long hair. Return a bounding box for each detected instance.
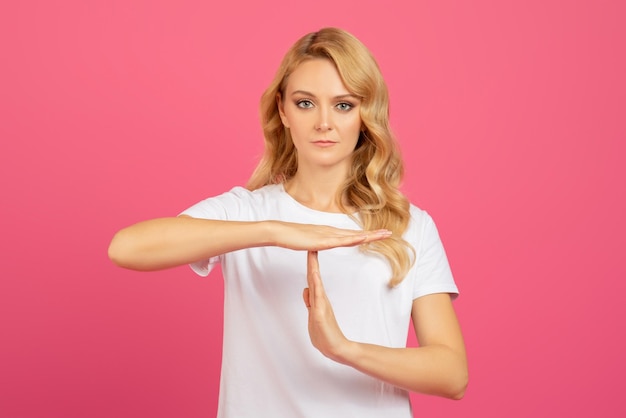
[247,27,414,286]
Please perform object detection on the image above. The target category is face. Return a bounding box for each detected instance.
[278,58,362,175]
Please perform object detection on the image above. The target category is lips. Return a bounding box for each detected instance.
[312,140,337,147]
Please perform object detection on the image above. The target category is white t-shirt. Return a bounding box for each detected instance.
[181,184,458,418]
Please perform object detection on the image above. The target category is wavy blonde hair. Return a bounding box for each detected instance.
[247,27,414,286]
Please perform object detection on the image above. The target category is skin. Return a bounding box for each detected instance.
[108,57,467,400]
[277,58,362,212]
[304,251,467,399]
[108,218,392,271]
[283,59,467,399]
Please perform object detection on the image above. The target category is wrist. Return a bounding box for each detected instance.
[331,339,359,366]
[261,220,282,247]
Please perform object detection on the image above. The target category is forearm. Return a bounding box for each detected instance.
[108,217,272,271]
[109,217,388,271]
[337,341,468,400]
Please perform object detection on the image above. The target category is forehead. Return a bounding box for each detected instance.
[285,58,351,95]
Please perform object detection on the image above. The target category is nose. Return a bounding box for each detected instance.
[315,108,332,131]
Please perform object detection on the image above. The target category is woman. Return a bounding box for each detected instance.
[109,27,467,417]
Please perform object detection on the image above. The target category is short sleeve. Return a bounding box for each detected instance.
[178,187,251,277]
[411,212,459,300]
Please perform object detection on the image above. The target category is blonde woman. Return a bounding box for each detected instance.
[109,27,467,417]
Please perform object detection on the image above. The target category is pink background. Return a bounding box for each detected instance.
[1,1,624,417]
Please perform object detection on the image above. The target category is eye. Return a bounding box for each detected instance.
[336,102,354,112]
[296,100,314,109]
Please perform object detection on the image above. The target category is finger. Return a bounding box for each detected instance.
[332,228,390,237]
[361,229,393,243]
[327,229,392,248]
[308,251,329,309]
[311,269,325,309]
[308,251,325,308]
[302,287,311,308]
[307,250,319,288]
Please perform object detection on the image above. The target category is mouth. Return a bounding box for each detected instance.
[311,140,337,148]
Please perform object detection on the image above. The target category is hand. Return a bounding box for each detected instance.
[271,221,392,251]
[302,251,352,363]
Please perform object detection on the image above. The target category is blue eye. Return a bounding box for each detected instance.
[296,100,314,109]
[336,102,353,111]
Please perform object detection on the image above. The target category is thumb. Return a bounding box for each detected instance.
[303,287,311,308]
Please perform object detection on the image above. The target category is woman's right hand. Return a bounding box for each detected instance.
[268,221,392,251]
[108,217,392,272]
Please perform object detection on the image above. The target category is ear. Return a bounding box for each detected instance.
[276,92,289,128]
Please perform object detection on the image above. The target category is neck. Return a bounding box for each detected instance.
[284,165,351,213]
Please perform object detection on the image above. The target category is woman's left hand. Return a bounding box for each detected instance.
[302,251,351,363]
[302,251,468,399]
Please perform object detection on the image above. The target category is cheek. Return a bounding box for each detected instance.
[285,117,308,144]
[285,110,310,131]
[346,117,363,138]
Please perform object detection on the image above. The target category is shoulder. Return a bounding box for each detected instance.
[180,184,285,220]
[408,203,431,224]
[403,203,450,257]
[199,184,283,206]
[405,203,436,242]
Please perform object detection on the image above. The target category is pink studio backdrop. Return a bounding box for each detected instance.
[1,1,624,417]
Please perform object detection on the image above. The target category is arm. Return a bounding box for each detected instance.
[343,294,467,399]
[108,216,271,271]
[303,251,468,399]
[108,216,392,271]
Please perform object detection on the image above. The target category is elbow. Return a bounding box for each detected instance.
[107,233,124,267]
[443,347,469,400]
[450,383,467,401]
[428,357,468,400]
[447,369,469,400]
[108,228,163,271]
[108,230,135,269]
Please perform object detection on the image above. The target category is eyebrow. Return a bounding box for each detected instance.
[290,90,361,101]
